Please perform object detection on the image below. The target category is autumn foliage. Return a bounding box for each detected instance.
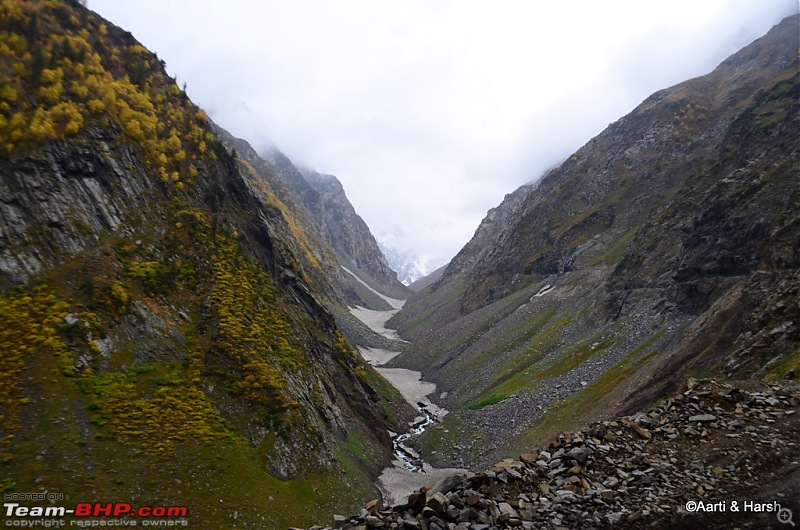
[0,0,214,191]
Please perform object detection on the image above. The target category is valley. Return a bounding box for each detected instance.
[343,266,466,505]
[0,2,797,529]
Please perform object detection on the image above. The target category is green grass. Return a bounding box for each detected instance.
[467,330,617,411]
[514,330,664,451]
[465,311,574,409]
[763,345,800,381]
[447,286,555,374]
[3,342,378,529]
[415,413,487,464]
[467,394,510,410]
[591,225,641,265]
[535,336,617,380]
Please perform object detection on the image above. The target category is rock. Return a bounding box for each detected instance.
[689,414,718,422]
[566,446,590,465]
[498,502,519,517]
[426,492,448,515]
[407,489,428,512]
[365,515,383,528]
[431,474,463,495]
[310,380,800,530]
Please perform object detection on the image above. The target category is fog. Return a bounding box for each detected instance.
[89,0,798,270]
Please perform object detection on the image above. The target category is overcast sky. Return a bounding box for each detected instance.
[89,0,797,270]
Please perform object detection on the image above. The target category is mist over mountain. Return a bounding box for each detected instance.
[1,2,798,529]
[376,237,446,286]
[389,13,799,473]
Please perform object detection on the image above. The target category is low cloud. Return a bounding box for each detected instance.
[90,0,798,266]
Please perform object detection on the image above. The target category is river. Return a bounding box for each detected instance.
[342,267,466,505]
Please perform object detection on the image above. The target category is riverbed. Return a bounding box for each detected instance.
[344,268,466,505]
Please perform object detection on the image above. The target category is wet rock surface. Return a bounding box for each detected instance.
[299,379,800,529]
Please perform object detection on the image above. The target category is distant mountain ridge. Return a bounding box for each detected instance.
[376,237,445,286]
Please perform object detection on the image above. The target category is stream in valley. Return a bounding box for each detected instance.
[342,267,466,504]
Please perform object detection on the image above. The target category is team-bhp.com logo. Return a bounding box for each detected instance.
[5,502,189,526]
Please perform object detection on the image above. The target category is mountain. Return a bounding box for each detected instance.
[389,14,800,470]
[211,125,412,350]
[0,1,411,527]
[2,2,798,528]
[376,237,445,286]
[407,264,447,293]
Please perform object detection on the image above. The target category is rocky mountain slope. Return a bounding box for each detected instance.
[214,124,408,305]
[212,125,411,350]
[388,13,799,470]
[0,1,411,527]
[305,379,799,529]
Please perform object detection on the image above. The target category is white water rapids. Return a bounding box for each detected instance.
[343,267,466,505]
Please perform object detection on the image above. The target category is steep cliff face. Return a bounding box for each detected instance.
[214,124,408,306]
[391,14,799,468]
[303,168,403,293]
[212,126,411,353]
[0,2,407,526]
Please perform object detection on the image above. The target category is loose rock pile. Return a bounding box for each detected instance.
[297,379,800,529]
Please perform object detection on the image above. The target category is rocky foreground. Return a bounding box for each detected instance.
[297,379,800,529]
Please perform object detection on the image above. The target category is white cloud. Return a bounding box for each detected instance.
[89,0,798,266]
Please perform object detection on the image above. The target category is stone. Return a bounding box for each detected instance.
[406,490,427,513]
[365,499,382,516]
[498,502,519,517]
[566,447,590,464]
[302,380,800,530]
[431,474,463,495]
[622,419,652,439]
[688,414,717,422]
[556,490,577,501]
[365,515,383,528]
[426,492,448,515]
[465,495,481,507]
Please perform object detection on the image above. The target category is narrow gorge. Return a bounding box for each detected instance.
[342,267,467,505]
